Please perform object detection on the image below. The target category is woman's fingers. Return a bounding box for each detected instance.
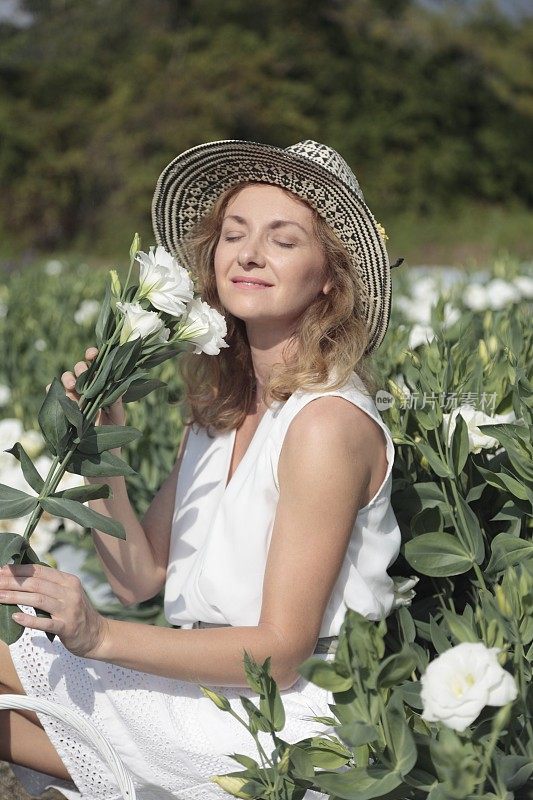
[85,346,98,360]
[44,346,99,400]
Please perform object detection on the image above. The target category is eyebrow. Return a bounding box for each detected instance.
[223,215,309,235]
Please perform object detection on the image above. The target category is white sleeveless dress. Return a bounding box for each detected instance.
[8,372,401,800]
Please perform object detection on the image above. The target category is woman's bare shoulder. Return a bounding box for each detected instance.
[284,394,385,453]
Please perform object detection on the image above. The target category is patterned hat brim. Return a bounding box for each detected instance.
[151,139,391,354]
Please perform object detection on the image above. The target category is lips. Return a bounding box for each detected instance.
[231,277,273,287]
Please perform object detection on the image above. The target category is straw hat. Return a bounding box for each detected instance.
[152,139,403,354]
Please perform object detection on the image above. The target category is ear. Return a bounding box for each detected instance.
[322,278,333,296]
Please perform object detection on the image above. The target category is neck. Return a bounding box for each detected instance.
[246,323,295,403]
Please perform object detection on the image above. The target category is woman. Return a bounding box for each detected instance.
[0,139,402,799]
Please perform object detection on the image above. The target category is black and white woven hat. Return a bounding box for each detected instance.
[152,139,402,354]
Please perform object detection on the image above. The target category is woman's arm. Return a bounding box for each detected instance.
[0,396,386,689]
[86,426,190,606]
[52,347,190,606]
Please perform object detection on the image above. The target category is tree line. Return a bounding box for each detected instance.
[0,0,531,254]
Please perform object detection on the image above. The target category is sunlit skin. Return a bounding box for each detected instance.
[214,184,332,393]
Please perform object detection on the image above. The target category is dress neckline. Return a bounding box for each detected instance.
[223,404,276,491]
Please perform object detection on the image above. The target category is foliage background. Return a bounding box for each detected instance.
[0,0,532,266]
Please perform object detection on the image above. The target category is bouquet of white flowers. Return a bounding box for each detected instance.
[0,236,227,645]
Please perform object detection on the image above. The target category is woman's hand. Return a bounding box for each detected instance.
[0,563,109,659]
[46,346,125,427]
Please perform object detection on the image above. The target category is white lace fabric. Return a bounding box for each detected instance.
[9,608,332,800]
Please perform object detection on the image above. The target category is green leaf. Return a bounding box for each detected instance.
[297,656,353,692]
[211,774,266,799]
[411,506,444,537]
[404,533,473,576]
[486,532,533,576]
[4,442,44,493]
[477,423,530,450]
[40,496,126,539]
[397,606,416,644]
[199,686,231,711]
[0,483,38,518]
[259,672,285,732]
[441,609,479,644]
[0,600,24,645]
[111,337,143,380]
[454,493,485,564]
[315,766,402,800]
[0,534,54,645]
[410,482,448,506]
[77,425,142,454]
[336,721,379,747]
[122,378,167,403]
[397,681,423,710]
[496,754,533,791]
[141,346,185,369]
[228,754,259,770]
[81,355,116,400]
[37,377,70,455]
[429,616,452,654]
[239,696,273,733]
[95,282,112,347]
[301,736,352,769]
[241,650,266,693]
[415,440,453,478]
[66,450,136,477]
[476,463,531,503]
[288,746,315,780]
[52,483,112,503]
[0,532,27,565]
[55,389,84,439]
[450,412,469,475]
[99,372,151,407]
[376,646,417,688]
[385,693,417,777]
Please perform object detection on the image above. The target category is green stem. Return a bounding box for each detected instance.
[435,422,489,597]
[476,712,505,796]
[21,386,111,544]
[226,708,276,792]
[120,250,139,300]
[511,618,533,745]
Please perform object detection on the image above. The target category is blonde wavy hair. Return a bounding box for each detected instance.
[179,181,378,432]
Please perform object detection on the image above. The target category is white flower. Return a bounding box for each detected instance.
[20,429,45,458]
[35,338,47,351]
[136,246,194,317]
[442,404,516,454]
[116,301,170,345]
[176,298,229,355]
[0,384,11,407]
[485,278,521,309]
[392,576,419,608]
[463,279,521,312]
[0,420,45,463]
[513,275,533,299]
[421,642,518,732]
[74,299,100,326]
[443,303,460,327]
[463,284,488,312]
[44,259,63,276]
[0,417,23,448]
[408,324,435,349]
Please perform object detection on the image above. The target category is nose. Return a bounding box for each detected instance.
[237,235,266,268]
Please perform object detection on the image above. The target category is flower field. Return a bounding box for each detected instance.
[0,253,532,797]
